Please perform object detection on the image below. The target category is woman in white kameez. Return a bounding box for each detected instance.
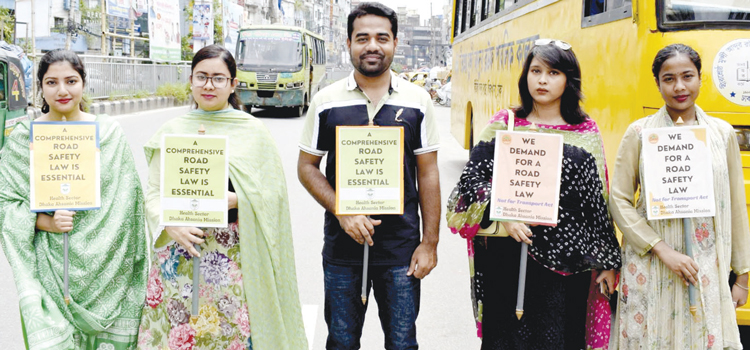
[609,44,750,349]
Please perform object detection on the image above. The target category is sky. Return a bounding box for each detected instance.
[372,0,452,20]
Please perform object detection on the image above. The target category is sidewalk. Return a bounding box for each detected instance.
[26,96,191,119]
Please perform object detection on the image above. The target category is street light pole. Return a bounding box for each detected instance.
[65,0,75,49]
[101,0,108,55]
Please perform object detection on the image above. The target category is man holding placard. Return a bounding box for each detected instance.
[298,3,440,349]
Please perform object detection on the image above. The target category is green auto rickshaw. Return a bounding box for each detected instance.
[0,49,29,156]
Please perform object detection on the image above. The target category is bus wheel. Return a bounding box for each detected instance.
[244,105,253,113]
[294,105,304,118]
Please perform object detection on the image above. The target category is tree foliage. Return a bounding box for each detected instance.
[0,8,15,43]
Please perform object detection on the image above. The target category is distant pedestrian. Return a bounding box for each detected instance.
[0,49,148,349]
[609,44,750,350]
[446,39,621,349]
[137,44,307,350]
[298,2,441,349]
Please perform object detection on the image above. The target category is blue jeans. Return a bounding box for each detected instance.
[323,261,421,350]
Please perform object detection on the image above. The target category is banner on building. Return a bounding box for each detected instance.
[223,1,244,53]
[149,0,181,61]
[107,0,131,18]
[193,4,213,41]
[133,0,148,13]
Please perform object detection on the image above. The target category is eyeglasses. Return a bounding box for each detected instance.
[534,39,572,51]
[192,74,230,88]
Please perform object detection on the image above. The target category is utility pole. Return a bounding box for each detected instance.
[65,0,75,49]
[101,0,108,55]
[129,9,135,57]
[429,2,433,67]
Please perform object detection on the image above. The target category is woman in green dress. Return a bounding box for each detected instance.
[137,45,307,350]
[0,50,148,349]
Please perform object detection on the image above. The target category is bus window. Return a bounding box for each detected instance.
[454,0,462,37]
[587,0,604,15]
[237,30,304,72]
[495,0,504,14]
[481,0,490,21]
[660,0,750,30]
[469,0,477,27]
[582,0,632,27]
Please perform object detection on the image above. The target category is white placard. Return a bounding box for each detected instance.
[642,126,715,220]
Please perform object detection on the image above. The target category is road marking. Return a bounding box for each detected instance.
[302,304,318,349]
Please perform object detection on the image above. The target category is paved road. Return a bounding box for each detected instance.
[0,103,481,349]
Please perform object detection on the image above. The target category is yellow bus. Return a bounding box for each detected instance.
[449,0,750,324]
[235,25,326,117]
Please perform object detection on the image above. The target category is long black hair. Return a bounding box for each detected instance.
[651,44,702,82]
[515,43,588,125]
[192,45,240,110]
[37,49,87,114]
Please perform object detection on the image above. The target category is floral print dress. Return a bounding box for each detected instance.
[138,221,253,350]
[609,107,750,350]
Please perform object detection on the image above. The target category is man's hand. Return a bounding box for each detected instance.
[407,242,437,279]
[336,215,382,245]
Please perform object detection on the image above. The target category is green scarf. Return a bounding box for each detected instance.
[0,115,148,349]
[143,108,308,350]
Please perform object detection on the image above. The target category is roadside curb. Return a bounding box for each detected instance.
[27,96,191,119]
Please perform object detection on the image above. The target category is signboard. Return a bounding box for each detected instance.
[149,0,181,61]
[335,126,404,215]
[239,30,301,42]
[193,4,213,41]
[642,126,715,220]
[160,134,229,227]
[223,1,243,52]
[106,0,131,18]
[489,131,563,225]
[713,38,750,106]
[29,122,101,212]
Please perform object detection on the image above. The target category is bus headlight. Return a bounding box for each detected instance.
[239,82,247,88]
[735,127,750,152]
[285,81,304,89]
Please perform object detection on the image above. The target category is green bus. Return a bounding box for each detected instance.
[235,25,326,117]
[0,50,29,156]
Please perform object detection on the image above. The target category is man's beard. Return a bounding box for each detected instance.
[352,52,393,77]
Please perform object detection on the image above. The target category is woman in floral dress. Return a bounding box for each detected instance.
[137,45,307,350]
[609,44,750,349]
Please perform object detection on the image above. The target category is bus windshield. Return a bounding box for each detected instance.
[237,30,303,72]
[662,0,750,27]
